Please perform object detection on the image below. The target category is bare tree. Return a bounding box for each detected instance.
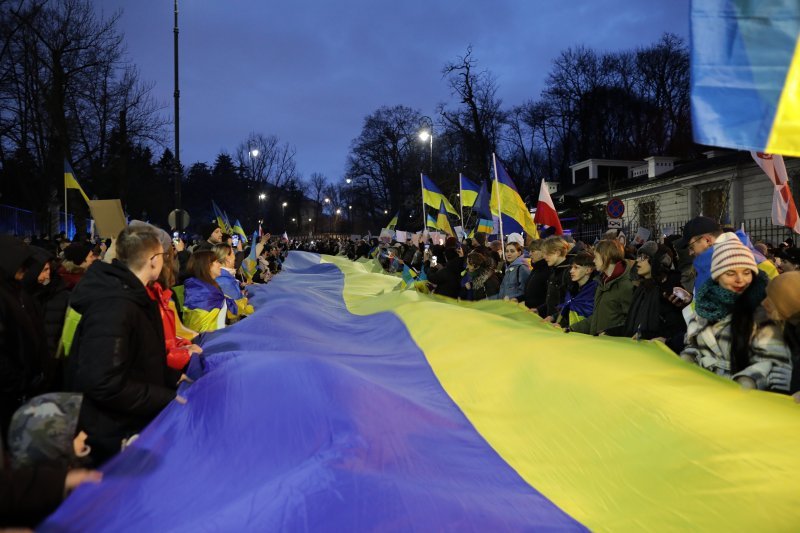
[234,132,297,189]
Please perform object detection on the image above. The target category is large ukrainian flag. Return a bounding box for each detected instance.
[43,251,800,531]
[692,0,800,154]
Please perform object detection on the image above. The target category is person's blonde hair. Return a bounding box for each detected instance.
[212,243,233,265]
[594,239,625,271]
[528,239,544,253]
[541,236,568,256]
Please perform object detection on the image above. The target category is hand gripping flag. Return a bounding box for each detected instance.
[534,181,563,235]
[691,0,800,155]
[751,152,800,234]
[422,174,458,215]
[460,175,480,209]
[490,156,539,239]
[64,161,90,203]
[436,200,455,237]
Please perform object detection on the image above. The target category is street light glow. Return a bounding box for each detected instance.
[292,218,296,222]
[250,149,260,158]
[345,178,352,184]
[336,208,341,215]
[419,130,431,142]
[258,193,266,200]
[324,198,330,203]
[282,202,288,207]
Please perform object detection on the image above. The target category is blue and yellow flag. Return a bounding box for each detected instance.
[422,174,458,216]
[43,250,800,531]
[436,200,454,237]
[232,219,248,243]
[490,155,538,239]
[64,161,90,203]
[473,180,495,234]
[426,214,438,229]
[691,0,800,155]
[386,212,399,229]
[211,201,231,233]
[241,231,259,280]
[459,174,480,209]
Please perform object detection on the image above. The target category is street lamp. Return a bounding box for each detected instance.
[258,193,266,200]
[345,178,352,184]
[250,149,260,158]
[419,115,433,175]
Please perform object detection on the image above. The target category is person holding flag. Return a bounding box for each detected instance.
[490,155,539,243]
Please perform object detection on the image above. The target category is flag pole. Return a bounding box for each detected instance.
[420,173,426,234]
[491,153,505,261]
[64,179,68,238]
[458,173,464,225]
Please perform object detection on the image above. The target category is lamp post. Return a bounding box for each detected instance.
[173,0,182,231]
[418,115,433,176]
[282,201,287,229]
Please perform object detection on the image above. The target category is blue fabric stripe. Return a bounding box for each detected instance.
[41,251,585,531]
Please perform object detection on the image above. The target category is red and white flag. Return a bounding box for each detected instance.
[534,181,563,235]
[752,152,800,234]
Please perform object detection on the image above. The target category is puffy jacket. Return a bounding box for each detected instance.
[571,261,634,336]
[66,260,178,462]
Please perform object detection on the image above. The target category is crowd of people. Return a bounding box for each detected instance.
[1,215,799,528]
[360,216,800,395]
[0,221,289,528]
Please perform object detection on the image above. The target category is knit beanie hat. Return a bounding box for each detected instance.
[201,222,220,241]
[711,238,758,280]
[62,242,93,265]
[506,232,524,246]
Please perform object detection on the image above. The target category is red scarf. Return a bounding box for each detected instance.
[601,260,626,284]
[146,282,192,370]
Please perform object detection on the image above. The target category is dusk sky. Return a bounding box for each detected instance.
[96,0,690,181]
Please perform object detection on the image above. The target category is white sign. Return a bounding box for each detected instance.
[633,227,651,245]
[394,230,407,243]
[607,218,623,229]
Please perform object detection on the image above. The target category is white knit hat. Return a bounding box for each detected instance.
[506,232,524,246]
[711,237,758,281]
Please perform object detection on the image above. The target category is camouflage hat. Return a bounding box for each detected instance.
[8,393,83,468]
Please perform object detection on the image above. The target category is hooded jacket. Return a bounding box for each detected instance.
[0,238,47,439]
[66,260,178,462]
[571,261,634,336]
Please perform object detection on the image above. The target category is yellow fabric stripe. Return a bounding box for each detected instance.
[767,34,800,156]
[65,173,90,203]
[423,189,458,215]
[490,181,540,238]
[321,255,800,531]
[461,189,478,208]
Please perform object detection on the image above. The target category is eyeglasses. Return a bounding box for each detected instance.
[687,236,704,249]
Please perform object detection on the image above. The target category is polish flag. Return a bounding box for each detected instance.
[534,181,563,235]
[752,152,800,234]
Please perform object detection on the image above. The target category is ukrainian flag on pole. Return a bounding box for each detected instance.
[64,161,90,203]
[421,174,458,215]
[459,175,480,209]
[490,155,539,239]
[436,200,455,237]
[691,0,800,155]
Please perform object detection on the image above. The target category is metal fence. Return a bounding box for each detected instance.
[568,216,796,247]
[0,203,80,238]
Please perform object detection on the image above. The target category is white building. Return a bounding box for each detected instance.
[559,150,800,243]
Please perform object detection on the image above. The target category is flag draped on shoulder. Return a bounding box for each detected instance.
[534,181,563,235]
[459,175,480,209]
[436,200,455,237]
[422,174,458,215]
[691,0,800,155]
[490,155,539,239]
[64,161,90,203]
[751,152,800,234]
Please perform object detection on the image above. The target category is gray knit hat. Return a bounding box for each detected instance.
[8,393,83,468]
[711,237,758,281]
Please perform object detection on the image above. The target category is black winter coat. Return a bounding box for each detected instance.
[0,239,47,441]
[524,259,550,312]
[429,256,464,298]
[539,260,571,318]
[66,260,178,463]
[622,272,687,343]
